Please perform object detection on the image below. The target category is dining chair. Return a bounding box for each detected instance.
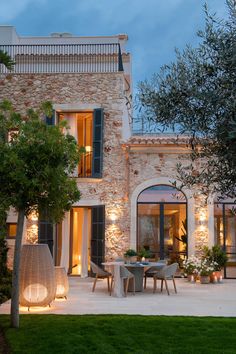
[110,265,135,296]
[153,262,178,295]
[120,265,135,296]
[90,261,112,293]
[144,260,167,289]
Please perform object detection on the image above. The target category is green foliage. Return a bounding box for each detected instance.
[1,315,236,354]
[124,249,137,257]
[137,1,236,198]
[175,219,187,247]
[203,245,228,271]
[138,247,151,258]
[0,270,12,304]
[0,100,81,222]
[0,50,15,71]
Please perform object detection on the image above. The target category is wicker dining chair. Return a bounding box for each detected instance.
[120,266,135,296]
[90,261,112,293]
[153,262,178,295]
[144,260,167,289]
[110,265,135,296]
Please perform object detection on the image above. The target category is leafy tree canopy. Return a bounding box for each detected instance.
[0,100,82,327]
[137,0,236,199]
[0,100,81,221]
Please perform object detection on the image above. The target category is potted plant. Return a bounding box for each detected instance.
[124,249,137,263]
[138,248,151,261]
[203,245,228,282]
[199,259,215,284]
[182,256,200,281]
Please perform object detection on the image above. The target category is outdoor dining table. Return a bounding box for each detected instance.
[102,261,165,298]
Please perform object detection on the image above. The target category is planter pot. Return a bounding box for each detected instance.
[130,256,137,263]
[200,275,210,284]
[210,271,223,283]
[187,274,198,282]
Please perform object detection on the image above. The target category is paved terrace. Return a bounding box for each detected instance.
[1,277,236,316]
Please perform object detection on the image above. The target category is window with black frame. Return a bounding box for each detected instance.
[137,185,187,266]
[214,203,236,278]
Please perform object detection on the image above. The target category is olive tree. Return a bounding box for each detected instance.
[137,0,236,199]
[0,101,81,328]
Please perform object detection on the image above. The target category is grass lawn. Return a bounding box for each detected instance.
[0,315,236,354]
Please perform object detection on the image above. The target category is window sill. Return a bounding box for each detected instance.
[76,177,102,183]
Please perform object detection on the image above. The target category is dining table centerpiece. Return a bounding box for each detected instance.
[124,249,138,263]
[138,248,151,262]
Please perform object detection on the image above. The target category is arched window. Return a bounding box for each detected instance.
[137,185,187,263]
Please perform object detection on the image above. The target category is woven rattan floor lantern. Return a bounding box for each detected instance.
[55,266,69,299]
[20,244,56,309]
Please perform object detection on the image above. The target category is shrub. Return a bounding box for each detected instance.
[124,249,137,257]
[203,245,228,271]
[0,269,12,304]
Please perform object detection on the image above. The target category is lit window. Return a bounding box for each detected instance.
[58,112,93,177]
[7,223,17,238]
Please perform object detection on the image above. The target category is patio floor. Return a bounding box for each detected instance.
[1,277,236,317]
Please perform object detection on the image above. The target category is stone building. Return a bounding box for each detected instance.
[1,26,235,278]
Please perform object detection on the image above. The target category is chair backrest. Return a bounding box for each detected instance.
[160,263,178,278]
[158,259,167,264]
[146,261,166,274]
[115,257,124,262]
[120,265,133,279]
[90,261,107,276]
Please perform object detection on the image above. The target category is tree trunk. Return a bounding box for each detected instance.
[10,209,25,328]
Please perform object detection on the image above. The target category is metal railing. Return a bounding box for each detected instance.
[0,43,124,74]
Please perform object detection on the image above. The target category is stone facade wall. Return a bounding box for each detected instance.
[127,141,210,255]
[0,72,130,262]
[1,73,211,264]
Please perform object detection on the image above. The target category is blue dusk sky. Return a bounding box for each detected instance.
[0,0,228,90]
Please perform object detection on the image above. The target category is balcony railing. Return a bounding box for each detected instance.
[0,43,124,74]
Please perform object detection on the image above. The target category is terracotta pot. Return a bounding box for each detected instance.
[200,275,210,284]
[130,256,137,263]
[210,270,223,283]
[187,274,197,282]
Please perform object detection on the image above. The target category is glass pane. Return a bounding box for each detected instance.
[7,223,17,238]
[214,203,236,278]
[137,204,160,259]
[225,205,236,278]
[71,208,83,275]
[214,204,224,247]
[138,185,186,203]
[163,204,187,265]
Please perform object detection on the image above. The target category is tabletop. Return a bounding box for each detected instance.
[102,261,165,268]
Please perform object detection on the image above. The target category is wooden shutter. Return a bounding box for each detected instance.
[91,205,105,267]
[92,109,104,178]
[39,110,55,256]
[38,213,54,256]
[45,110,55,126]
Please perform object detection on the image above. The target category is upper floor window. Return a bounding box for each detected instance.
[7,223,17,238]
[57,109,103,178]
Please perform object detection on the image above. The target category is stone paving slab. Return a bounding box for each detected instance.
[1,277,236,316]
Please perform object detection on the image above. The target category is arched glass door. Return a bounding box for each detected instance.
[137,185,187,263]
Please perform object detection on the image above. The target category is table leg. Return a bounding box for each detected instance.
[112,263,124,297]
[126,267,144,292]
